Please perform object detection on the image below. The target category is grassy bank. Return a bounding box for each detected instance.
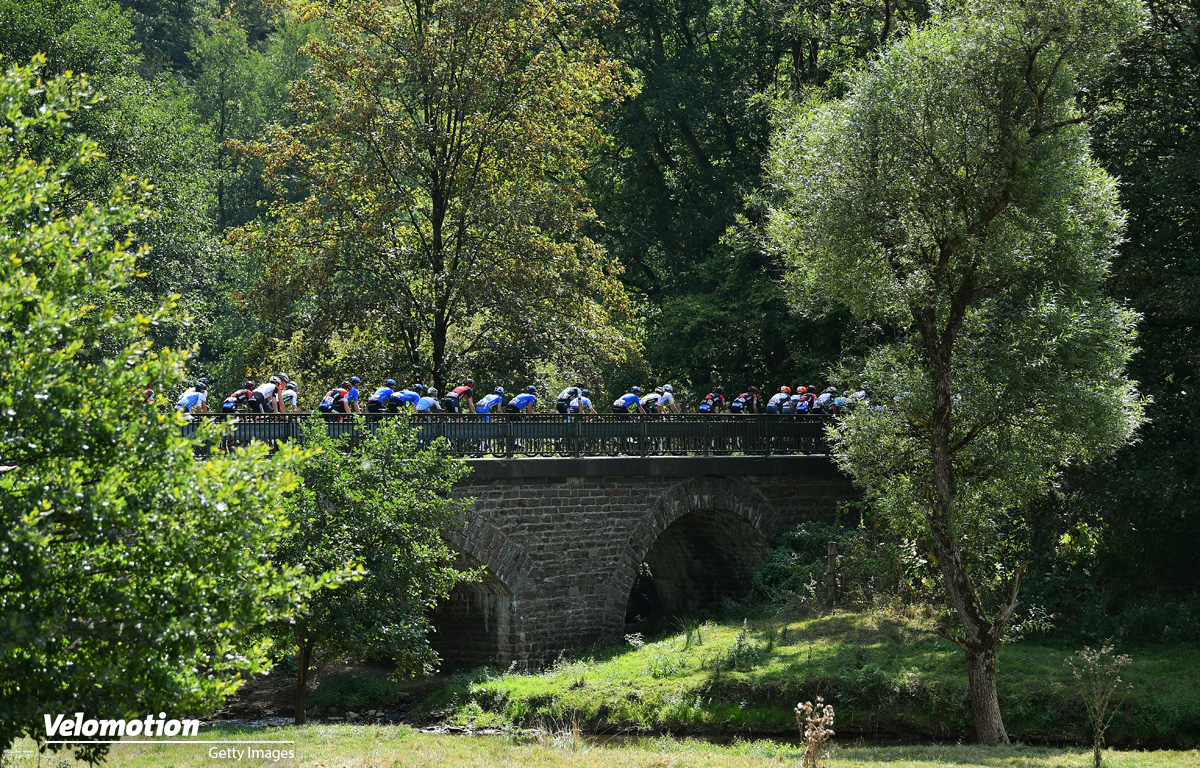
[419,609,1200,748]
[4,725,1199,768]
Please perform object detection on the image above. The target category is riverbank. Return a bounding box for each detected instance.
[5,725,1198,767]
[416,608,1200,748]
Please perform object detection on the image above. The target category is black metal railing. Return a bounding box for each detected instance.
[180,412,832,457]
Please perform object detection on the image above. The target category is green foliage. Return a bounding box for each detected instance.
[590,0,929,396]
[768,0,1145,743]
[1033,0,1200,625]
[307,674,401,713]
[271,416,474,719]
[233,0,640,391]
[0,59,326,763]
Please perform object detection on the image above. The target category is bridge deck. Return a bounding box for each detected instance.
[181,413,832,457]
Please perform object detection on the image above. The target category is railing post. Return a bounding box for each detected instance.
[704,417,711,457]
[572,415,581,458]
[503,417,513,458]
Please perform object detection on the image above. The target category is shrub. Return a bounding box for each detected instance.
[307,673,401,712]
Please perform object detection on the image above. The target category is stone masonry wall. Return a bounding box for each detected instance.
[434,456,858,667]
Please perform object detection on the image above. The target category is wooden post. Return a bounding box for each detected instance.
[825,540,838,606]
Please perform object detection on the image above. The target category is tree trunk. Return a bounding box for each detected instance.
[965,644,1009,745]
[294,640,313,725]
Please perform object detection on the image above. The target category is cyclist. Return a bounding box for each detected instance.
[176,381,208,413]
[813,387,836,413]
[612,386,644,415]
[445,379,476,414]
[569,389,596,414]
[389,384,424,413]
[416,387,443,413]
[476,387,506,421]
[367,379,397,414]
[790,386,811,414]
[221,381,256,414]
[642,387,664,414]
[697,386,725,413]
[555,384,583,414]
[318,381,351,415]
[729,387,760,414]
[766,386,791,415]
[345,376,362,414]
[281,382,299,412]
[505,386,537,414]
[249,377,283,413]
[659,384,679,414]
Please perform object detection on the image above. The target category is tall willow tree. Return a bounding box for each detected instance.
[768,0,1144,745]
[234,0,638,389]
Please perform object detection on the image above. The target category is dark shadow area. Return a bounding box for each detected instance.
[625,508,772,625]
[430,552,513,670]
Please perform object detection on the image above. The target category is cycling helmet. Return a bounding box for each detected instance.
[582,389,591,397]
[464,378,474,386]
[286,382,297,390]
[195,382,207,392]
[386,379,397,387]
[825,386,837,394]
[269,376,281,385]
[348,377,360,385]
[415,384,425,392]
[526,385,537,394]
[428,387,439,397]
[244,380,254,390]
[568,387,580,397]
[798,386,807,394]
[631,386,642,394]
[573,382,584,389]
[278,374,289,383]
[748,386,758,393]
[197,377,208,385]
[780,386,791,394]
[715,386,724,395]
[655,387,664,394]
[494,387,505,395]
[663,385,673,392]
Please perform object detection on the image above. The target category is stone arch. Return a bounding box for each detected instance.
[431,522,540,669]
[610,477,778,624]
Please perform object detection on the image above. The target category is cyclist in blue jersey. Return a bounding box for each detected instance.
[367,380,397,414]
[505,386,537,414]
[789,386,809,414]
[345,376,362,414]
[569,389,596,414]
[476,387,505,413]
[416,387,443,413]
[612,386,644,415]
[389,384,424,413]
[176,381,208,413]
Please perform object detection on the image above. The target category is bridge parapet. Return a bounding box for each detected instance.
[182,412,832,457]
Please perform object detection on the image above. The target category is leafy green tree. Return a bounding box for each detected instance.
[0,59,330,763]
[272,417,472,724]
[233,0,639,391]
[768,0,1144,744]
[589,0,928,395]
[1060,0,1200,606]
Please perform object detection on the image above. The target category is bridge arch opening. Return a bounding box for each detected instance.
[625,507,772,625]
[430,553,513,669]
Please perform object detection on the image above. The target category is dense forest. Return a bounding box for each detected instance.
[1,0,1196,645]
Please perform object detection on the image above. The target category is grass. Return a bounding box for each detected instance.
[3,725,1199,768]
[419,609,1200,748]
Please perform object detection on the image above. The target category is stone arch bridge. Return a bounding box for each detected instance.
[432,455,858,668]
